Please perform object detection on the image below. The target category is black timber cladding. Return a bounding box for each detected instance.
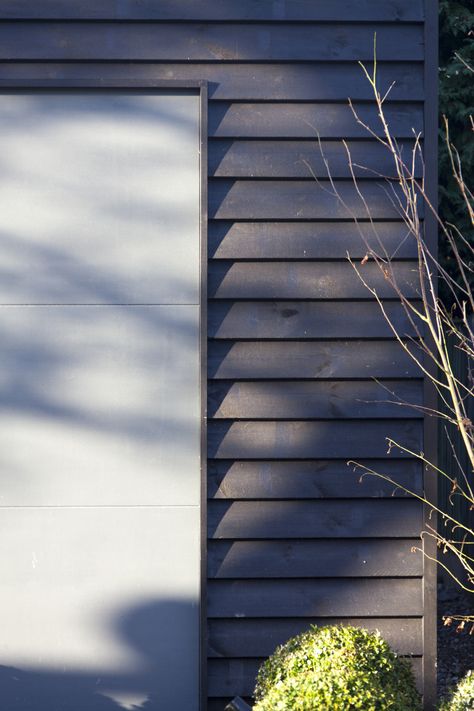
[0,1,437,708]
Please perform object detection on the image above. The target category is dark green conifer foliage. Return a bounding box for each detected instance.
[438,1,473,298]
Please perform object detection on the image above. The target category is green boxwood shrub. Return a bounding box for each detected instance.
[439,671,474,711]
[253,624,422,711]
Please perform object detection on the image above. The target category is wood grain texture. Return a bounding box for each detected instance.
[207,459,422,499]
[0,23,423,61]
[208,340,420,379]
[0,2,434,704]
[0,0,424,21]
[0,63,424,101]
[209,103,424,139]
[208,419,422,459]
[208,380,422,420]
[208,539,423,578]
[207,656,422,696]
[209,221,419,260]
[209,301,420,339]
[209,179,421,220]
[208,499,422,538]
[207,578,423,617]
[209,139,421,178]
[208,617,423,657]
[208,261,419,299]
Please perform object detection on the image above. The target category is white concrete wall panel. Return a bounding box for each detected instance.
[0,92,201,711]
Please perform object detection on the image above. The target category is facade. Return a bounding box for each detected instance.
[0,2,438,710]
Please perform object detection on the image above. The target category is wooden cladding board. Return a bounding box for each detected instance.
[0,63,424,101]
[208,420,422,459]
[208,103,424,139]
[208,539,423,578]
[209,140,422,178]
[209,179,423,220]
[208,578,423,617]
[0,23,423,61]
[209,301,420,339]
[3,2,434,707]
[209,222,419,259]
[208,617,423,657]
[207,656,423,697]
[208,261,419,299]
[208,499,423,539]
[208,379,423,419]
[207,460,423,499]
[208,340,420,379]
[0,1,424,21]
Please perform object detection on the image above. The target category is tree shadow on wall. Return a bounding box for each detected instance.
[0,598,199,711]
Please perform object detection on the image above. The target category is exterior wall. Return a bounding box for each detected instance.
[0,1,437,708]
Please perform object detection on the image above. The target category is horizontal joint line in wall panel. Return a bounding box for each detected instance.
[207,500,418,505]
[206,576,423,582]
[209,176,404,183]
[0,18,425,25]
[207,457,422,462]
[209,99,425,105]
[207,298,423,304]
[207,615,424,621]
[0,303,200,307]
[207,576,424,582]
[207,416,424,422]
[208,258,419,263]
[209,456,421,468]
[208,137,423,144]
[0,58,425,65]
[207,337,419,341]
[206,502,421,508]
[207,537,422,542]
[208,377,423,383]
[207,378,423,384]
[0,505,200,509]
[207,339,421,345]
[209,218,424,224]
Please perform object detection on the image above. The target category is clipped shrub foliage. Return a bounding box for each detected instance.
[439,671,474,711]
[253,624,422,711]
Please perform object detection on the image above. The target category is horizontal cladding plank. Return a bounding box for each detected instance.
[208,419,422,459]
[208,340,420,379]
[209,180,422,220]
[208,578,423,617]
[208,499,422,539]
[209,221,418,259]
[208,539,423,578]
[208,379,422,420]
[208,656,422,697]
[208,459,423,499]
[208,261,419,299]
[0,23,424,61]
[208,618,423,662]
[209,102,424,139]
[209,139,421,178]
[0,0,424,21]
[208,617,423,658]
[0,63,424,101]
[208,301,420,339]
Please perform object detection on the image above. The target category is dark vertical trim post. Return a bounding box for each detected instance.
[198,80,209,711]
[422,1,439,708]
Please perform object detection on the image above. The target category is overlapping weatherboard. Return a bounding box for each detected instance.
[0,85,207,711]
[0,0,437,708]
